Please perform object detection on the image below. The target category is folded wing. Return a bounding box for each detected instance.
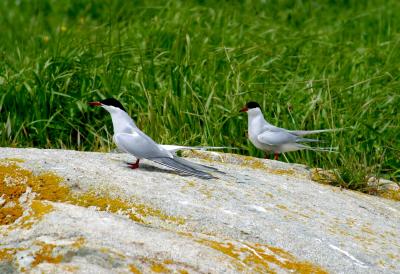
[114,133,172,159]
[257,131,299,146]
[159,145,234,154]
[150,157,216,179]
[115,133,218,179]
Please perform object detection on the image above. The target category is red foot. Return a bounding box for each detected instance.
[273,153,279,160]
[128,159,140,169]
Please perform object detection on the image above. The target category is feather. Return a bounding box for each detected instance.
[150,157,216,179]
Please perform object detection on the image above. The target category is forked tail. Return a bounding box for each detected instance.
[297,144,339,152]
[290,128,344,136]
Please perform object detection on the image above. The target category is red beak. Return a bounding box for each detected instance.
[88,101,102,106]
[239,107,248,113]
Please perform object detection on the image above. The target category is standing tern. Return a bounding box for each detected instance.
[240,101,341,160]
[89,98,223,179]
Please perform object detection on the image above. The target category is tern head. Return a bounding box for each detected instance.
[89,98,136,133]
[88,98,127,113]
[240,101,261,114]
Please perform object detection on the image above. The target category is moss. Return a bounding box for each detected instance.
[379,189,400,201]
[311,168,400,201]
[310,168,338,185]
[196,238,327,273]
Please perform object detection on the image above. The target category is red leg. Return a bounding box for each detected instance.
[128,159,140,169]
[274,153,279,160]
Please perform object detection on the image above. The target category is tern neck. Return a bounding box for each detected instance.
[247,108,265,133]
[247,108,268,135]
[103,106,137,134]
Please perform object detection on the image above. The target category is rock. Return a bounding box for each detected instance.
[0,147,399,273]
[367,176,400,192]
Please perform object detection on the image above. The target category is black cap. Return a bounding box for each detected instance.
[100,98,126,112]
[246,101,261,109]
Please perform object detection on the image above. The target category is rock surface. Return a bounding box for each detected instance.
[0,147,399,274]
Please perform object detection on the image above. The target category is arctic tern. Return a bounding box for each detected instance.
[240,101,340,160]
[89,98,223,179]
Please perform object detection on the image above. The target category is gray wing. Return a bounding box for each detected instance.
[257,130,299,146]
[150,157,216,179]
[159,145,234,153]
[257,131,320,146]
[115,133,217,179]
[114,132,172,159]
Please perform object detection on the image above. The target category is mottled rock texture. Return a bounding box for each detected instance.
[0,148,399,273]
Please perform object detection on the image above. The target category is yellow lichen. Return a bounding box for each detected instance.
[0,248,17,262]
[199,185,214,199]
[196,238,327,273]
[0,163,29,225]
[0,162,65,226]
[276,204,288,210]
[0,158,25,163]
[1,161,189,270]
[150,262,170,273]
[0,162,185,228]
[133,257,192,273]
[69,191,185,225]
[62,265,79,272]
[275,205,311,220]
[265,193,274,198]
[19,200,53,229]
[31,242,63,267]
[71,237,86,249]
[163,259,174,264]
[361,226,375,235]
[181,180,196,192]
[129,264,142,274]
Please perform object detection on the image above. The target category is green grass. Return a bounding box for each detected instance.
[0,0,399,192]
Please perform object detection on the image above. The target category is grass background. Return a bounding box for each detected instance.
[0,0,399,191]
